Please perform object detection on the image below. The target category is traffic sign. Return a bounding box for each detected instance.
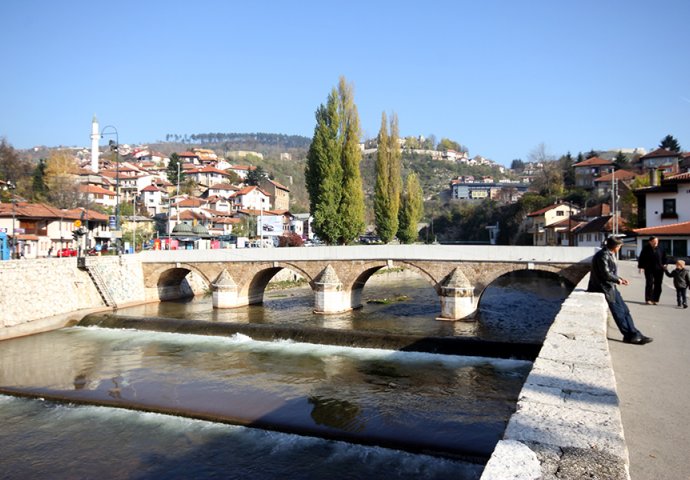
[74,220,82,228]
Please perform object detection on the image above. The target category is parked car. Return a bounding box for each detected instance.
[57,248,78,257]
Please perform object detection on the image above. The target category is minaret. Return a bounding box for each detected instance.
[90,115,99,173]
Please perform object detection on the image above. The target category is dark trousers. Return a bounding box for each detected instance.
[677,288,688,307]
[608,288,640,339]
[644,269,664,302]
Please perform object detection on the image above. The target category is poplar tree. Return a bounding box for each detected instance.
[398,172,424,244]
[374,112,402,243]
[305,89,342,244]
[374,113,392,241]
[305,77,365,245]
[337,77,366,244]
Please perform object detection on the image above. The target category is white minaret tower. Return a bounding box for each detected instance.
[90,115,100,173]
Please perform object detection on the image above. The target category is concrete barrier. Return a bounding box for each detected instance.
[481,275,630,479]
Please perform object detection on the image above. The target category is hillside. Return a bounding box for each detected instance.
[18,132,513,222]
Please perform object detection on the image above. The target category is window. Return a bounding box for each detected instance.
[673,240,687,258]
[556,211,564,216]
[662,199,678,219]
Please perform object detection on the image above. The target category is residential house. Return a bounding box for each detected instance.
[260,178,290,210]
[203,195,233,213]
[634,171,690,259]
[592,169,637,197]
[178,151,201,164]
[140,184,168,216]
[79,184,117,210]
[638,148,682,176]
[186,166,233,188]
[0,203,110,258]
[633,221,690,260]
[231,186,271,212]
[526,203,579,246]
[227,165,256,180]
[450,179,527,203]
[573,157,615,189]
[205,183,239,200]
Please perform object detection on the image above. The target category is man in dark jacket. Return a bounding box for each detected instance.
[589,236,653,345]
[637,236,667,304]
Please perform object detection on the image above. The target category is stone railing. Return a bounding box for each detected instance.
[481,275,629,479]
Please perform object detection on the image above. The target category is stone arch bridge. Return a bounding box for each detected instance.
[139,245,594,321]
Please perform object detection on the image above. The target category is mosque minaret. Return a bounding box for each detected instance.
[90,115,99,173]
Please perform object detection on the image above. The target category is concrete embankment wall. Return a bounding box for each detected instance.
[0,256,145,340]
[481,275,630,479]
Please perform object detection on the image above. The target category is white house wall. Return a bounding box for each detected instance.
[645,186,690,227]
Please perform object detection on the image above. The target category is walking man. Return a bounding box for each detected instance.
[589,236,653,345]
[637,236,667,304]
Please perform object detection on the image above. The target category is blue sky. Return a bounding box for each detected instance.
[1,0,689,166]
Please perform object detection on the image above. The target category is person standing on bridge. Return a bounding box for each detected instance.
[588,236,653,345]
[637,236,667,305]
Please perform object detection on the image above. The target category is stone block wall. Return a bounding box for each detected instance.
[481,276,630,479]
[0,256,146,340]
[0,258,104,338]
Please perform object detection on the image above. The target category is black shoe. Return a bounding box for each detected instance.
[684,305,688,309]
[624,334,653,345]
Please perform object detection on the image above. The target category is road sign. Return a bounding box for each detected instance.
[74,220,82,228]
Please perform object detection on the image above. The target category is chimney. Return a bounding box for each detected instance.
[649,168,658,186]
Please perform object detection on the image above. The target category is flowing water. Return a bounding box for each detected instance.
[0,271,571,479]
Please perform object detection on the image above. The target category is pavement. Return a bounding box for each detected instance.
[609,260,690,480]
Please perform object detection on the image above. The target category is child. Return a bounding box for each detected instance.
[665,259,690,308]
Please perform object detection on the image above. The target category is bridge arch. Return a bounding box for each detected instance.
[346,261,442,310]
[241,262,315,306]
[147,263,212,301]
[475,268,574,307]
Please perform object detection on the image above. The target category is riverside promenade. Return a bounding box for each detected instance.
[610,260,690,479]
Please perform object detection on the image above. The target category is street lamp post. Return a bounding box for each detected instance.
[101,125,120,253]
[132,195,137,253]
[7,181,16,259]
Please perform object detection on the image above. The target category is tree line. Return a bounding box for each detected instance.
[164,132,311,149]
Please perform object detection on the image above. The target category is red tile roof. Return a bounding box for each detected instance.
[209,183,239,191]
[640,148,681,159]
[235,185,270,197]
[634,221,690,236]
[79,184,116,196]
[664,172,690,182]
[267,179,290,191]
[527,203,575,217]
[593,170,638,183]
[572,157,613,167]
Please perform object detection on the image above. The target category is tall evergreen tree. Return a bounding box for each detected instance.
[374,112,402,242]
[398,172,423,244]
[305,88,343,244]
[374,112,392,241]
[305,77,365,245]
[167,153,185,191]
[659,134,681,153]
[337,77,366,244]
[246,165,267,186]
[31,158,48,201]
